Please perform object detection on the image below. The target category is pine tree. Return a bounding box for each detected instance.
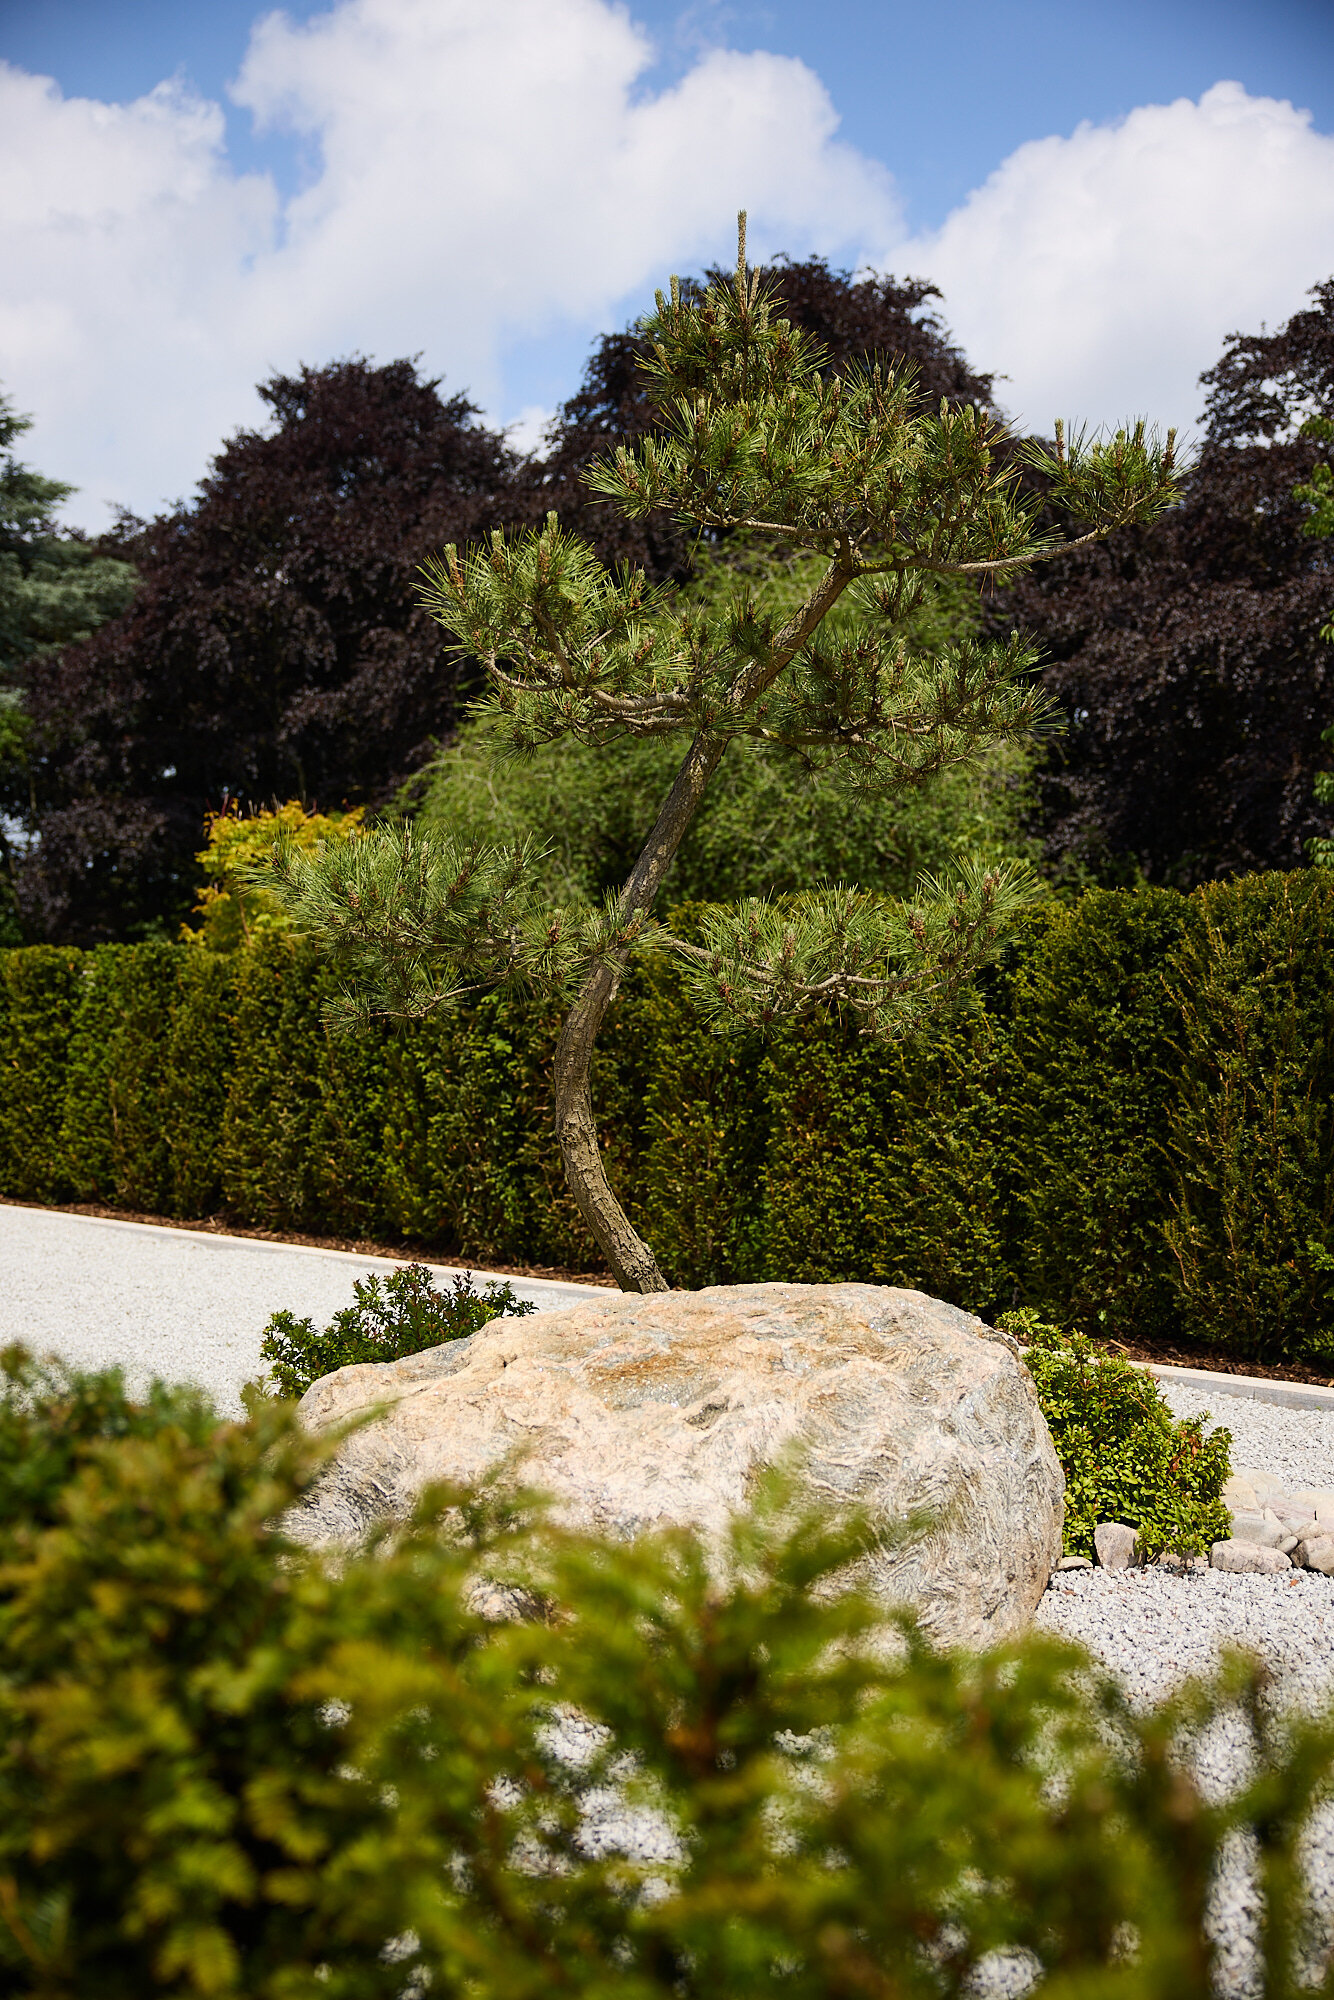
[272,219,1181,1291]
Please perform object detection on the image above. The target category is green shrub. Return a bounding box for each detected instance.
[1005,1309,1231,1559]
[57,942,182,1212]
[2,869,1334,1368]
[374,979,642,1270]
[0,1344,219,1537]
[626,933,771,1289]
[159,948,240,1215]
[1,1348,1331,2000]
[757,995,1014,1304]
[258,1262,537,1398]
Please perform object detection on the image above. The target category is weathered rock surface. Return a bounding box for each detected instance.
[1224,1469,1334,1568]
[1094,1522,1139,1569]
[294,1282,1065,1649]
[1210,1539,1293,1573]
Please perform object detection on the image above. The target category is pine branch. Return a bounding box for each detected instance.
[263,825,658,1026]
[666,857,1045,1038]
[736,629,1054,786]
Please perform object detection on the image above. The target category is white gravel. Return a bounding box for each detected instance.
[1035,1380,1334,1711]
[1160,1378,1334,1494]
[1035,1566,1334,1710]
[0,1203,603,1415]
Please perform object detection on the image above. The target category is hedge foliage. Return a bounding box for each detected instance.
[3,1346,1334,2000]
[3,872,1334,1362]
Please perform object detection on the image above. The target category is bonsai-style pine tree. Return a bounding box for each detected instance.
[272,219,1180,1292]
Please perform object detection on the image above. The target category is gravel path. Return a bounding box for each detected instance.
[0,1203,603,1415]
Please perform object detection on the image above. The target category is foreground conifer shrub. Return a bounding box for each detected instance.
[1003,1310,1232,1559]
[1,1345,1328,2000]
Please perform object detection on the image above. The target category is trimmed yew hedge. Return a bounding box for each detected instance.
[3,872,1334,1363]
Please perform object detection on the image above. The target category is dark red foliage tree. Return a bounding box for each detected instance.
[9,359,514,942]
[997,280,1334,887]
[521,257,997,581]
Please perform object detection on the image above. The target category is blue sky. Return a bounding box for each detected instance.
[4,0,1330,225]
[1,0,1332,527]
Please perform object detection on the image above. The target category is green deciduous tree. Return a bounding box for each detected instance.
[272,220,1182,1293]
[0,392,138,940]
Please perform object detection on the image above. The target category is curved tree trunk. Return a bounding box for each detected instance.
[553,560,857,1289]
[553,960,665,1290]
[553,729,727,1291]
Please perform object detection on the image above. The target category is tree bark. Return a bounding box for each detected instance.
[553,729,727,1290]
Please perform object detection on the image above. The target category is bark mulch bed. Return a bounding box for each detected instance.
[0,1198,616,1290]
[1084,1328,1334,1390]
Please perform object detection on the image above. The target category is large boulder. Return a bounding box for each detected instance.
[294,1282,1064,1648]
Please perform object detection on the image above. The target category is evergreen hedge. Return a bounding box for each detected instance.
[3,872,1334,1363]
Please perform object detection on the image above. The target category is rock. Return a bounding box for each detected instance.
[1156,1551,1208,1574]
[1055,1555,1093,1572]
[1297,1536,1334,1575]
[1228,1510,1290,1548]
[1210,1539,1293,1573]
[1223,1474,1259,1513]
[1289,1490,1334,1525]
[1093,1522,1139,1569]
[294,1282,1065,1650]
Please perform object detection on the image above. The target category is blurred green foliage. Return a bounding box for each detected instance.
[1,1345,1330,2000]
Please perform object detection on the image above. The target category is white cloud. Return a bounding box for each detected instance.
[0,0,896,527]
[903,82,1334,439]
[2,14,1332,537]
[503,404,558,458]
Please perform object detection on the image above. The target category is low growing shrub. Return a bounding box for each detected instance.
[258,1262,537,1398]
[1,1347,1331,2000]
[1004,1309,1231,1559]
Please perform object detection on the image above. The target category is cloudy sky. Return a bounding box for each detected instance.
[1,0,1332,530]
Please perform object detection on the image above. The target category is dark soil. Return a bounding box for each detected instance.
[0,1198,618,1289]
[1082,1329,1334,1390]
